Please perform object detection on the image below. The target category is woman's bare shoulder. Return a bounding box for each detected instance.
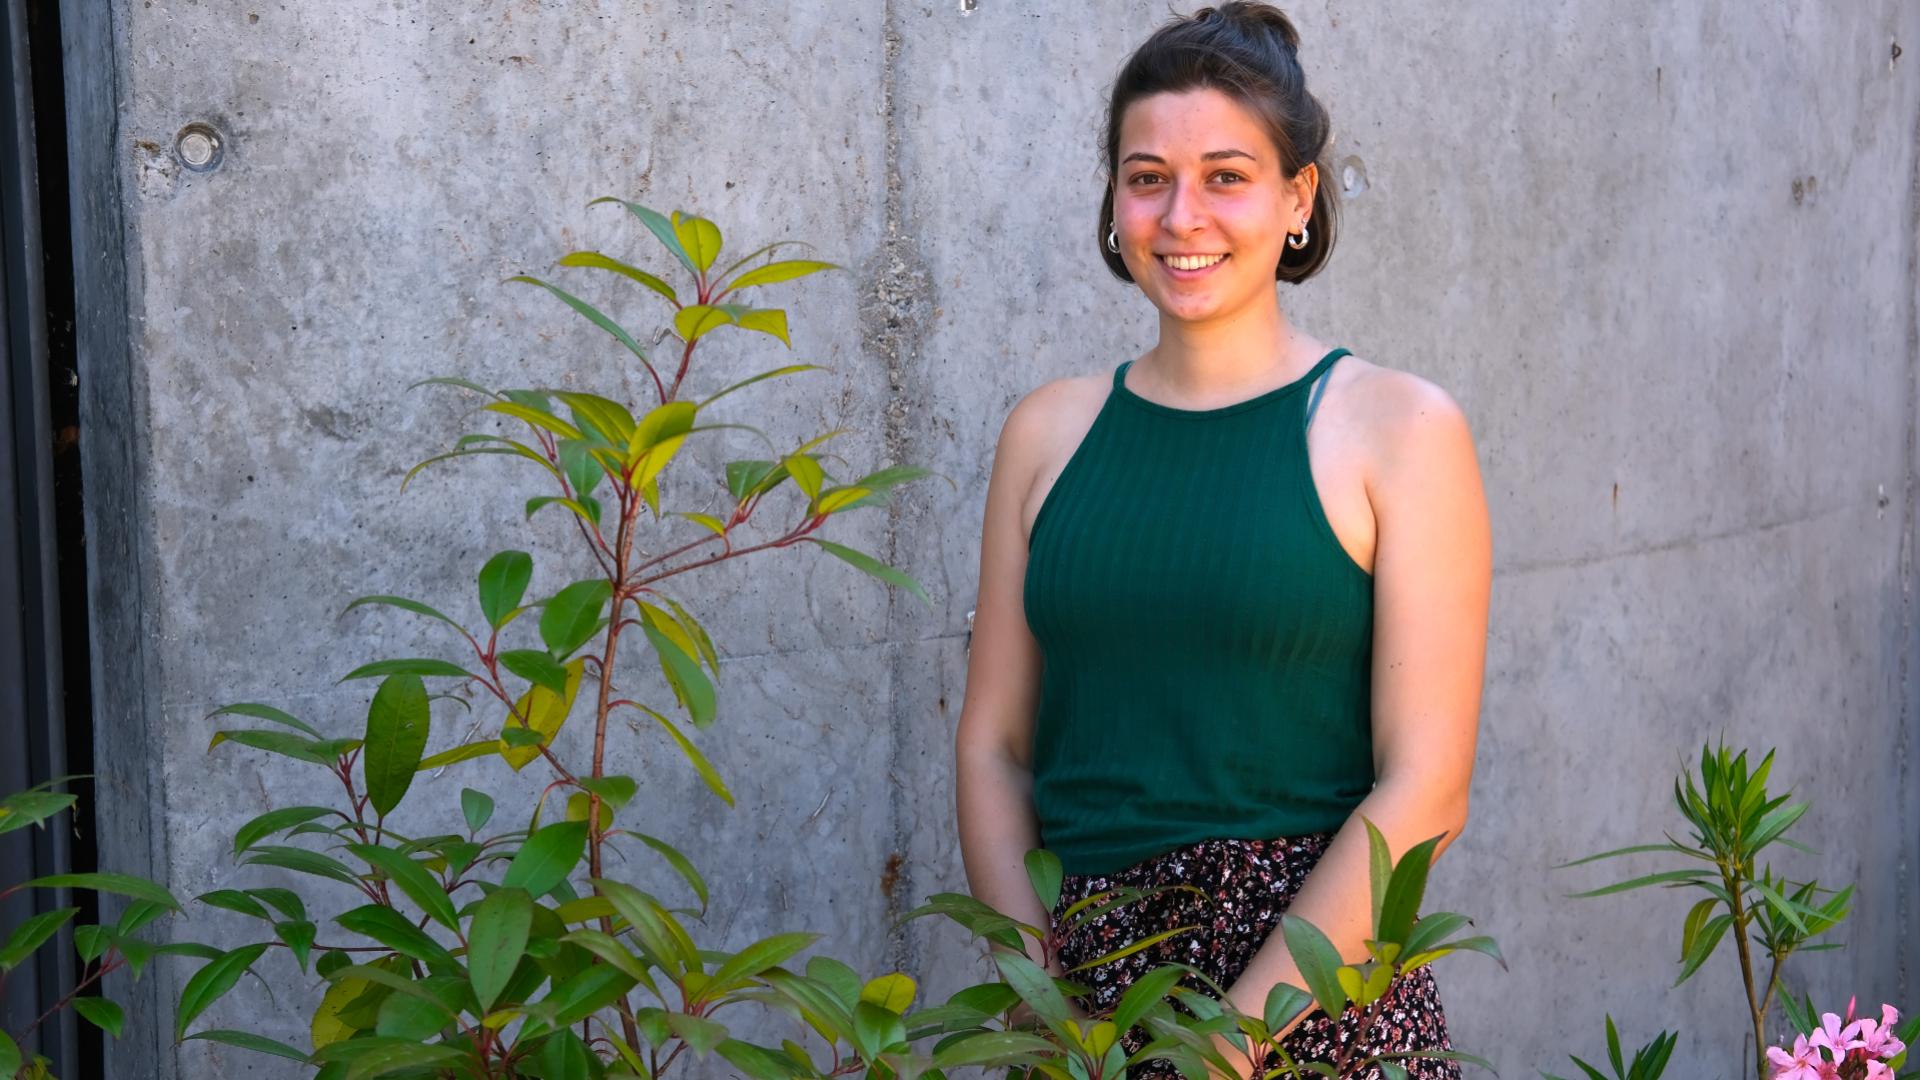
[1335,353,1478,482]
[997,370,1113,468]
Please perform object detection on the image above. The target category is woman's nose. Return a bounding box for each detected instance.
[1159,178,1207,235]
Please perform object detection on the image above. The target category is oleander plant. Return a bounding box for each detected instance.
[1555,743,1918,1080]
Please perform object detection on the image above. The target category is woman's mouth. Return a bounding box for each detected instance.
[1158,253,1229,278]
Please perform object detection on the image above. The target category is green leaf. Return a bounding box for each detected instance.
[641,620,716,728]
[707,932,821,994]
[462,883,529,1006]
[632,704,733,805]
[698,363,826,408]
[362,674,430,817]
[1024,849,1063,912]
[374,989,454,1041]
[540,579,612,659]
[990,951,1071,1031]
[541,964,640,1031]
[726,459,778,500]
[503,821,588,897]
[24,872,180,913]
[0,1030,19,1074]
[672,212,723,273]
[733,307,790,346]
[1549,842,1702,870]
[658,1011,725,1059]
[1280,914,1347,1016]
[535,1028,594,1080]
[340,595,463,632]
[416,741,498,771]
[577,775,637,810]
[234,806,338,855]
[1264,982,1315,1033]
[196,890,272,920]
[724,259,838,291]
[1747,801,1809,852]
[556,250,678,304]
[716,1039,810,1080]
[346,845,457,931]
[0,908,77,969]
[1064,923,1202,971]
[338,658,475,683]
[805,539,931,605]
[629,831,708,913]
[408,374,500,398]
[1751,878,1812,936]
[340,1042,464,1080]
[507,275,654,369]
[66,991,120,1037]
[204,702,322,739]
[1674,914,1733,985]
[590,197,695,275]
[175,943,271,1039]
[1109,963,1185,1035]
[478,551,533,629]
[1377,832,1443,945]
[1364,818,1393,934]
[500,648,570,696]
[931,1030,1059,1069]
[277,920,317,973]
[1565,868,1713,898]
[0,790,76,834]
[242,846,362,886]
[207,729,357,765]
[184,1029,311,1063]
[461,788,494,833]
[553,390,637,447]
[674,304,735,343]
[1679,897,1717,965]
[333,905,457,969]
[499,658,586,770]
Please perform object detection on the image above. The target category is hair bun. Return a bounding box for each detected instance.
[1196,1,1302,52]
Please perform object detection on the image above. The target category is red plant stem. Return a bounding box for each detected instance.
[589,465,645,1054]
[23,952,120,1036]
[634,520,820,588]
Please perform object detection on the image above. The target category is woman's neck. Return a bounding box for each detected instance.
[1140,294,1317,399]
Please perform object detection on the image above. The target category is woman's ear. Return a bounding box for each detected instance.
[1293,161,1319,218]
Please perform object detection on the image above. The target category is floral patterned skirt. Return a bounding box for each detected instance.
[1050,833,1462,1080]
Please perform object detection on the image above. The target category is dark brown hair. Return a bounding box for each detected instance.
[1098,2,1338,284]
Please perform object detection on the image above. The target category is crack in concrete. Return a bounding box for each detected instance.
[1498,500,1873,578]
[1898,59,1919,1009]
[861,0,939,982]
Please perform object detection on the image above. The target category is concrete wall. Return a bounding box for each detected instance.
[83,1,1918,1076]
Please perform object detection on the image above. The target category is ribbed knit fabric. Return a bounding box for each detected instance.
[1023,346,1375,876]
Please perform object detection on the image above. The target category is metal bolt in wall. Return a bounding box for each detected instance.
[173,122,223,172]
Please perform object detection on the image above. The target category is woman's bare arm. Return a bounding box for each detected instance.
[956,386,1064,976]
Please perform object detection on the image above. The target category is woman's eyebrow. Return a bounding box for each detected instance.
[1120,148,1258,164]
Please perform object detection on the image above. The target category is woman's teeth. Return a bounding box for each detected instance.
[1161,254,1227,271]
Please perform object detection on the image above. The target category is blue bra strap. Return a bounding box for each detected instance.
[1303,353,1344,431]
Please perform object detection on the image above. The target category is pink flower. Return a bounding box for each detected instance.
[1768,1034,1837,1080]
[1851,1004,1906,1060]
[1811,1011,1864,1059]
[1861,1060,1892,1080]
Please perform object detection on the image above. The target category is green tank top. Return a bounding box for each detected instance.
[1023,346,1374,876]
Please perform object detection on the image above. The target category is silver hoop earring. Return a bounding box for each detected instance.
[1106,222,1120,254]
[1286,221,1310,251]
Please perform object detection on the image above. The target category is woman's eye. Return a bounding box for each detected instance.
[1214,171,1245,183]
[1128,174,1163,186]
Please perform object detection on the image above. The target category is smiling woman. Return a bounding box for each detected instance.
[956,4,1491,1080]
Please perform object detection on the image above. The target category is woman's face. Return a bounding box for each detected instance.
[1111,86,1315,326]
